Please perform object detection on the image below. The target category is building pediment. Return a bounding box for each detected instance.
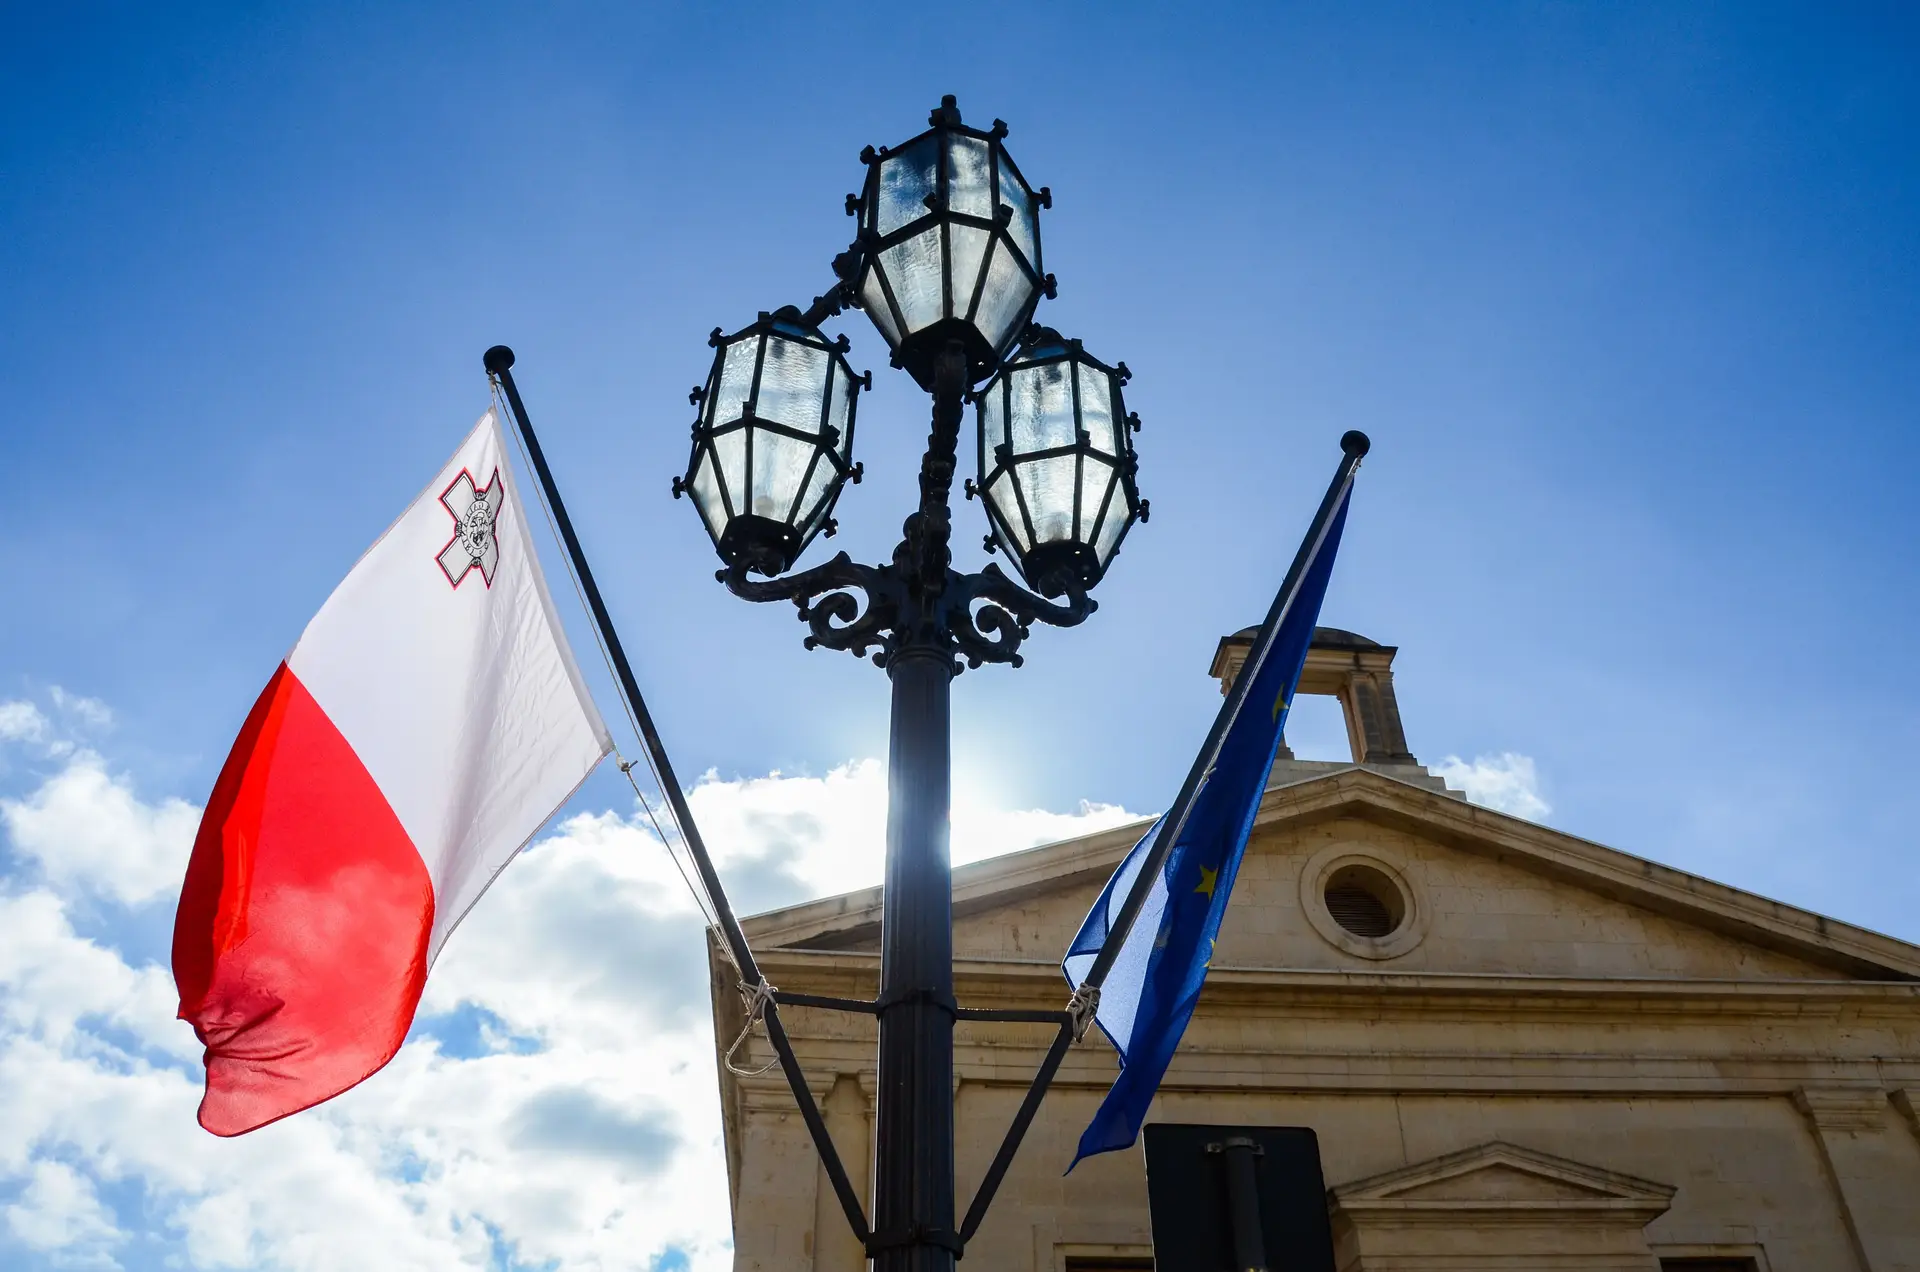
[742,766,1920,984]
[1327,1142,1676,1269]
[1330,1140,1676,1218]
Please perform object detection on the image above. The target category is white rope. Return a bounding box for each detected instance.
[722,977,781,1077]
[616,756,718,931]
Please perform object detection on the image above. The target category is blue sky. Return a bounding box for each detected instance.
[3,3,1918,1268]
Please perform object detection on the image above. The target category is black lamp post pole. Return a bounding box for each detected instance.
[709,317,1107,1265]
[872,340,966,1271]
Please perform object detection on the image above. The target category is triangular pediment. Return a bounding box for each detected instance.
[739,766,1920,983]
[1331,1141,1674,1219]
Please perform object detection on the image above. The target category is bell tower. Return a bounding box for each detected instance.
[1209,626,1452,793]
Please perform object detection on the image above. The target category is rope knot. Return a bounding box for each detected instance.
[1066,984,1101,1043]
[723,978,781,1077]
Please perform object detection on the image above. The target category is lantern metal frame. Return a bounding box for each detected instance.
[974,325,1148,597]
[840,95,1057,390]
[673,306,870,577]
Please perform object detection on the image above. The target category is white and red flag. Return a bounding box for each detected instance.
[172,408,611,1135]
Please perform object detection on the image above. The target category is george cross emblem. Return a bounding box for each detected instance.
[437,468,504,588]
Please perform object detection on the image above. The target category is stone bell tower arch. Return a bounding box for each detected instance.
[1208,626,1418,767]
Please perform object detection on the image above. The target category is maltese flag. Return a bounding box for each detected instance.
[173,408,611,1135]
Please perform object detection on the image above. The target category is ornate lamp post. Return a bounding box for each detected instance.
[674,96,1145,1272]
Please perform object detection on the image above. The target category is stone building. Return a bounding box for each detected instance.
[708,630,1920,1271]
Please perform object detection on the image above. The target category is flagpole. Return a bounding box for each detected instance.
[1079,428,1367,992]
[955,429,1368,1239]
[482,346,873,1245]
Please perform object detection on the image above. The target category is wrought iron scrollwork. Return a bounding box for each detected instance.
[946,563,1093,669]
[716,336,1093,673]
[721,555,1089,672]
[720,553,900,663]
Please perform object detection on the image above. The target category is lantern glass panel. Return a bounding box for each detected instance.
[1077,453,1114,539]
[949,223,991,318]
[1093,485,1129,564]
[1077,363,1119,456]
[714,341,758,422]
[1019,453,1078,546]
[860,271,901,345]
[750,427,813,520]
[881,231,944,333]
[998,153,1038,267]
[690,450,726,537]
[985,471,1028,551]
[1009,361,1075,452]
[877,135,938,236]
[974,244,1036,352]
[756,337,829,431]
[714,428,747,513]
[795,454,837,535]
[981,381,1007,449]
[825,366,852,454]
[948,135,993,219]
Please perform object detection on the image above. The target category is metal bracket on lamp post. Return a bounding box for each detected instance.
[719,554,1093,670]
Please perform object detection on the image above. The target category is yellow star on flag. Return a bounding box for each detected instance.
[1195,864,1218,898]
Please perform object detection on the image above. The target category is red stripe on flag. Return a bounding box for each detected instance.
[173,663,434,1136]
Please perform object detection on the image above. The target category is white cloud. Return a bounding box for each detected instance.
[3,1160,120,1261]
[1433,751,1551,821]
[1,752,199,906]
[0,741,1137,1271]
[48,691,112,732]
[681,758,1138,913]
[0,702,51,746]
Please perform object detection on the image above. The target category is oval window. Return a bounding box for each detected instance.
[1323,864,1405,939]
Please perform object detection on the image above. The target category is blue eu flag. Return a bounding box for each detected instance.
[1061,482,1352,1168]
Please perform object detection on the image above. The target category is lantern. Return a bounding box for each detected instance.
[676,307,867,575]
[975,326,1143,596]
[846,95,1054,389]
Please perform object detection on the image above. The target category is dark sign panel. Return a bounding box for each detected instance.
[1141,1124,1336,1272]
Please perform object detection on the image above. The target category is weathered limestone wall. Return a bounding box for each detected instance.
[741,1077,1920,1271]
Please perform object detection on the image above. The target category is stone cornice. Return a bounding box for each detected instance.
[734,768,1920,981]
[744,944,1920,1019]
[716,945,1920,1105]
[739,817,1150,951]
